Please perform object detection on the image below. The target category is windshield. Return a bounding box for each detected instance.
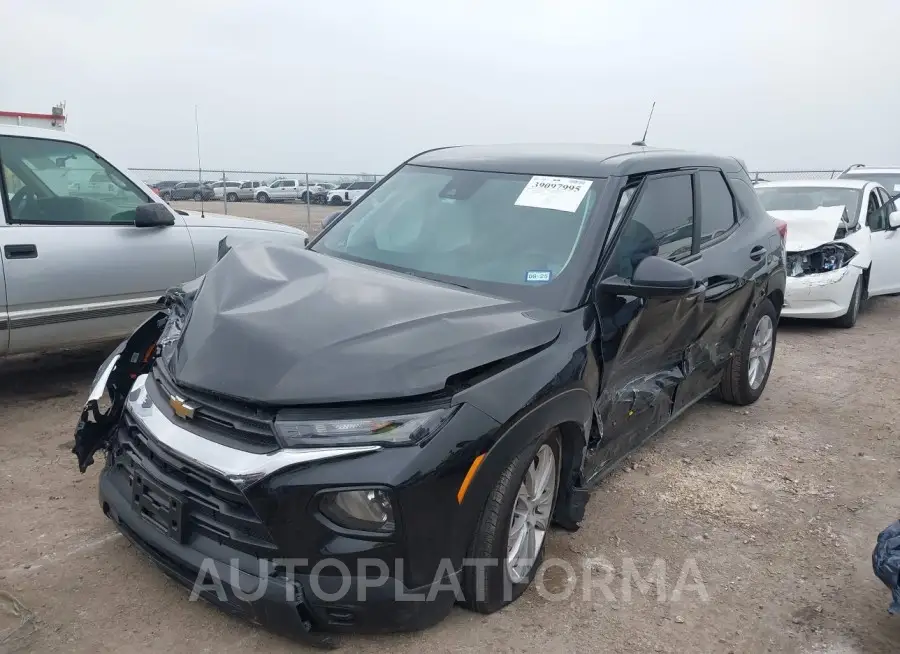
[756,186,862,219]
[842,172,900,198]
[313,164,603,294]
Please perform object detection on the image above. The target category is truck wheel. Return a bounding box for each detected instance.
[719,298,777,405]
[461,430,561,614]
[256,193,269,203]
[192,192,202,201]
[226,192,239,202]
[161,191,172,201]
[329,195,343,206]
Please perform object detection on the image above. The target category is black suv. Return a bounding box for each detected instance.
[73,144,785,647]
[165,181,215,201]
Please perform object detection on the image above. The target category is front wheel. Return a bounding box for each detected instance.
[719,298,777,405]
[461,430,561,614]
[328,195,343,206]
[834,276,862,329]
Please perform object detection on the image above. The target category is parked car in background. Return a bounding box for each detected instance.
[209,180,243,201]
[169,181,215,201]
[153,180,180,200]
[325,180,376,205]
[236,180,264,200]
[255,178,304,203]
[755,179,900,327]
[73,144,785,643]
[839,165,900,195]
[311,182,337,204]
[0,124,309,357]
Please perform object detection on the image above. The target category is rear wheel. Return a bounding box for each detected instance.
[256,193,269,203]
[461,430,561,614]
[834,276,862,329]
[226,192,238,202]
[161,191,172,201]
[192,191,202,201]
[720,298,777,405]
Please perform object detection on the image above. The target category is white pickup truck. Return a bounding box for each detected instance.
[0,124,309,356]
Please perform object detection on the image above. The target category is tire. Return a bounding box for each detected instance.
[226,192,239,202]
[161,191,172,201]
[328,195,343,206]
[192,192,202,201]
[256,193,269,203]
[461,430,561,614]
[834,276,862,329]
[719,298,777,405]
[300,191,309,203]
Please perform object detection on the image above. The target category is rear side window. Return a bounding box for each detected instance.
[696,170,736,245]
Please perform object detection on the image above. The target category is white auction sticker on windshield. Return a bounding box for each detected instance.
[515,176,592,213]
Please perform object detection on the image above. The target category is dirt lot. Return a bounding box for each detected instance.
[1,201,899,653]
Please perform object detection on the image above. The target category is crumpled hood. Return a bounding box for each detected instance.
[768,206,847,252]
[168,243,562,404]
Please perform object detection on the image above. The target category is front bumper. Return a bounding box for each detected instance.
[94,372,498,643]
[781,266,860,319]
[100,471,456,647]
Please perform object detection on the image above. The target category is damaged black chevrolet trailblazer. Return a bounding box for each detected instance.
[73,144,786,647]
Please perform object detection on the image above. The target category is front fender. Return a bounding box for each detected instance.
[459,387,594,537]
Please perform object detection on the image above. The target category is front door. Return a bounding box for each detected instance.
[584,171,705,484]
[0,134,196,354]
[867,189,900,296]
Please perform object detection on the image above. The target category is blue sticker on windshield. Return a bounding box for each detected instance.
[525,270,552,283]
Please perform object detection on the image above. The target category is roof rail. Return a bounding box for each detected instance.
[838,163,866,176]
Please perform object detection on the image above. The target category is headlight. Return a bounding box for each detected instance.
[787,243,857,278]
[319,489,395,533]
[274,406,458,448]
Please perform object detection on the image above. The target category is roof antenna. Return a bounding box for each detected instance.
[195,104,205,218]
[632,101,656,147]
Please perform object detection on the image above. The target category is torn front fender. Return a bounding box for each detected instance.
[72,311,168,472]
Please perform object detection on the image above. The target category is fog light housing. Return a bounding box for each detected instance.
[319,489,395,533]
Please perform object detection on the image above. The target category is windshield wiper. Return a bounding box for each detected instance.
[401,270,471,290]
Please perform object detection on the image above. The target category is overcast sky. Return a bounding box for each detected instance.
[3,0,898,176]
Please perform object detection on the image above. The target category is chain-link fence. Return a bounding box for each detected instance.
[128,166,846,232]
[130,168,383,232]
[749,170,841,182]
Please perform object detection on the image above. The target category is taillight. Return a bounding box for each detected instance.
[774,218,787,242]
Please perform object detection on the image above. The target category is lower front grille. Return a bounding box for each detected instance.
[110,413,279,558]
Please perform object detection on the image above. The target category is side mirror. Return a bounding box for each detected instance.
[598,255,695,298]
[889,211,900,230]
[322,211,342,229]
[135,203,175,227]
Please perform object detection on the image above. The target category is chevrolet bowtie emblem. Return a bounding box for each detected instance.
[168,395,197,420]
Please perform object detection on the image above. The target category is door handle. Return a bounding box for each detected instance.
[749,245,767,261]
[4,244,38,259]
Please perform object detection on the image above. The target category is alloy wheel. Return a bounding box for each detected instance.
[747,314,774,390]
[506,443,557,584]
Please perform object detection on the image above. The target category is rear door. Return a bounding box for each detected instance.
[867,187,900,295]
[587,171,705,481]
[672,169,760,412]
[0,133,196,354]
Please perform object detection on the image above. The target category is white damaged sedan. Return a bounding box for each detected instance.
[756,179,900,327]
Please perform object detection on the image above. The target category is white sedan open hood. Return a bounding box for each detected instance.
[768,206,848,252]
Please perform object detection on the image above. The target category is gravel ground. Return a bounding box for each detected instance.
[1,202,899,653]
